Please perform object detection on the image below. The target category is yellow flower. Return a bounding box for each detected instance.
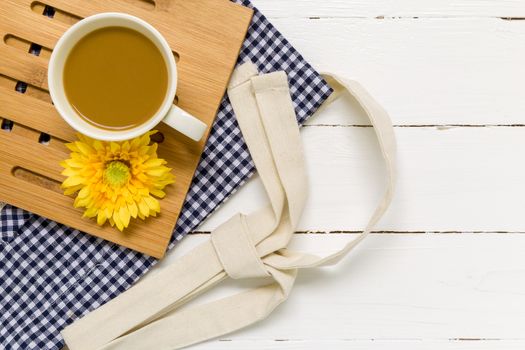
[60,131,175,231]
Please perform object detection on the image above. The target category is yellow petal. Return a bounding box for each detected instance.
[139,133,150,147]
[144,158,164,168]
[128,201,138,218]
[110,142,121,154]
[65,142,80,153]
[144,196,160,212]
[62,176,84,188]
[150,188,166,198]
[92,140,104,151]
[63,185,83,196]
[146,167,170,177]
[136,173,149,183]
[113,211,124,231]
[154,177,175,187]
[105,206,113,219]
[64,159,85,169]
[74,196,85,208]
[138,198,150,217]
[138,188,149,196]
[77,133,93,145]
[121,188,133,201]
[128,185,138,195]
[83,206,98,218]
[97,210,107,226]
[61,168,79,177]
[130,137,141,151]
[121,141,131,153]
[76,141,95,156]
[77,186,91,199]
[119,205,131,228]
[147,142,158,155]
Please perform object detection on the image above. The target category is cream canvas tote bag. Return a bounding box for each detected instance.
[62,61,397,350]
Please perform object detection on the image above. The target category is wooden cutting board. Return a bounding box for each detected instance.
[0,0,253,258]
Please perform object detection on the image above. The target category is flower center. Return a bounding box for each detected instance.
[104,161,130,187]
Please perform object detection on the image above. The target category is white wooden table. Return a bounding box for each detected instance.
[148,1,525,349]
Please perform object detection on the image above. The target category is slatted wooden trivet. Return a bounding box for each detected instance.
[0,0,253,258]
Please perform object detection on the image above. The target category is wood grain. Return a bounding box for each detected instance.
[189,340,525,350]
[0,0,253,258]
[263,17,525,126]
[199,123,525,233]
[254,0,525,18]
[194,341,525,350]
[142,234,525,348]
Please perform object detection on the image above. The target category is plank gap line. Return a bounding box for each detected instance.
[303,124,525,128]
[191,231,525,235]
[267,15,525,20]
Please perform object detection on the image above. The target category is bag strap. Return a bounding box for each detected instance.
[62,62,397,350]
[268,73,398,269]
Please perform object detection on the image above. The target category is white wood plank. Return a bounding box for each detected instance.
[253,0,525,18]
[63,338,525,350]
[144,234,525,346]
[65,338,525,350]
[190,339,525,350]
[199,126,525,232]
[260,18,525,125]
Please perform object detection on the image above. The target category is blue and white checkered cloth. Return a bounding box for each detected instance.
[0,1,332,349]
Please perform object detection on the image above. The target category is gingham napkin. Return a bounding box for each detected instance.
[0,1,332,349]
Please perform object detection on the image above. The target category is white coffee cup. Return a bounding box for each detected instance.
[48,12,207,142]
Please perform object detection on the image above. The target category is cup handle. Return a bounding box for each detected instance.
[163,105,207,142]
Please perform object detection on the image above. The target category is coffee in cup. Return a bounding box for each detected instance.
[48,13,207,142]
